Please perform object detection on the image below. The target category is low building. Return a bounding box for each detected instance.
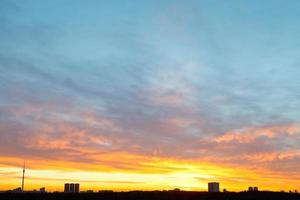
[12,187,22,192]
[208,182,219,192]
[248,186,258,192]
[99,190,113,193]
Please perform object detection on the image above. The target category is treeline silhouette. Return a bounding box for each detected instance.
[1,191,300,200]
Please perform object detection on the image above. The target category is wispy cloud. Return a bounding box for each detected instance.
[1,0,300,191]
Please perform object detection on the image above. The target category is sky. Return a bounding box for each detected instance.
[1,0,300,192]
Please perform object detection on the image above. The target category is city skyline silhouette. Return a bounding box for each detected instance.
[1,0,300,197]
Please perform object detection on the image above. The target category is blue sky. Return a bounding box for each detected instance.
[1,0,300,190]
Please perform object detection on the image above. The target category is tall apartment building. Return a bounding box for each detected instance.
[64,183,80,193]
[208,182,220,192]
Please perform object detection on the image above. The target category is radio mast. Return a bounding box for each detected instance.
[21,161,25,192]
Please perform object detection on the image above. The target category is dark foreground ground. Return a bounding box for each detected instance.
[1,191,300,200]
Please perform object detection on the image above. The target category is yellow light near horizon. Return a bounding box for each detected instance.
[0,156,299,192]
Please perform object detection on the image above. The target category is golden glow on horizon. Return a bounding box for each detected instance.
[0,155,299,192]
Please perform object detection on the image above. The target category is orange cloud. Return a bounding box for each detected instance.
[215,124,300,143]
[1,102,300,192]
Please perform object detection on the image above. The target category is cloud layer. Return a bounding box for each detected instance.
[1,0,300,191]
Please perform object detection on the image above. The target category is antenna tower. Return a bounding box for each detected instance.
[21,161,25,192]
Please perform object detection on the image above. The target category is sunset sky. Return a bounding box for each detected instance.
[1,0,300,192]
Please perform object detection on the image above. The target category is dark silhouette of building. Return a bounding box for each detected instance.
[64,183,80,193]
[99,190,114,193]
[12,187,22,192]
[64,183,70,192]
[208,182,220,192]
[248,186,258,192]
[70,184,75,193]
[75,183,80,193]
